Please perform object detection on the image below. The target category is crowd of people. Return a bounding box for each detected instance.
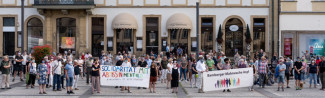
[0,49,325,95]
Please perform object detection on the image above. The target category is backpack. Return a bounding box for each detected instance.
[275,65,279,78]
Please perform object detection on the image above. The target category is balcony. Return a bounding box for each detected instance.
[34,0,95,9]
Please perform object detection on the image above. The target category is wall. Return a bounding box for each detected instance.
[280,15,325,31]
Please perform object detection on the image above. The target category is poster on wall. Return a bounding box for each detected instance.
[284,38,292,56]
[61,37,75,49]
[203,68,253,92]
[100,65,150,88]
[309,39,325,56]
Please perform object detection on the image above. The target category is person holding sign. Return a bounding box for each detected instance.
[121,58,132,93]
[196,55,208,93]
[222,58,232,92]
[91,59,101,94]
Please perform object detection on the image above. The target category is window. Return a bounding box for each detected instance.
[208,32,213,41]
[124,29,132,39]
[27,18,43,53]
[171,29,177,39]
[182,30,188,39]
[3,17,15,26]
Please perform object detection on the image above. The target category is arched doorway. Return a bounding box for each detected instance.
[27,17,43,53]
[225,18,244,57]
[56,18,76,54]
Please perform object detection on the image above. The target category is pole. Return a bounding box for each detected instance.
[196,2,199,59]
[21,0,25,52]
[277,0,280,57]
[271,0,274,59]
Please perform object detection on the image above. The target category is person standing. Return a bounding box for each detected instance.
[277,59,286,91]
[258,56,268,88]
[1,55,11,89]
[149,63,158,93]
[65,57,75,94]
[301,58,307,84]
[167,58,173,89]
[13,52,24,82]
[196,55,208,93]
[73,60,81,90]
[171,62,180,93]
[206,56,215,71]
[319,56,325,90]
[222,58,232,92]
[308,59,318,88]
[294,57,304,90]
[137,57,148,89]
[48,57,54,88]
[22,52,28,79]
[53,55,63,91]
[285,58,292,88]
[26,58,37,89]
[121,58,132,93]
[179,57,188,82]
[91,60,101,94]
[160,56,168,83]
[37,58,48,94]
[249,60,257,91]
[85,57,93,84]
[191,59,198,88]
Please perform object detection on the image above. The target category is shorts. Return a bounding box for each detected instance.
[278,75,285,83]
[66,77,74,86]
[150,76,157,82]
[294,72,301,80]
[167,73,172,81]
[14,64,22,72]
[285,73,290,81]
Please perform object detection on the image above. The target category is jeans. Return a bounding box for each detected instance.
[53,74,61,90]
[259,73,266,87]
[309,73,317,85]
[317,74,320,84]
[61,74,65,88]
[180,68,187,80]
[301,71,306,81]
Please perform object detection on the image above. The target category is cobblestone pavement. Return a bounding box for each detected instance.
[0,75,324,98]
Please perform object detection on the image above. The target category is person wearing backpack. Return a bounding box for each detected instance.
[276,59,286,91]
[1,55,11,89]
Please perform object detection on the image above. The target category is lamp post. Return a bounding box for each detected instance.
[21,0,25,52]
[196,2,199,59]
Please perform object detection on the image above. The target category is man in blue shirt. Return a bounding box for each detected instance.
[65,57,75,94]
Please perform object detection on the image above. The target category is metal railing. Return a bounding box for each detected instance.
[34,0,94,5]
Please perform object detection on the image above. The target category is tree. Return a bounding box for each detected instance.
[217,25,223,44]
[245,24,252,43]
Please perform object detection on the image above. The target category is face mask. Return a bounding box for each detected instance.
[51,59,54,61]
[103,57,106,60]
[69,61,73,64]
[32,60,35,63]
[42,61,45,63]
[18,53,21,55]
[125,60,128,62]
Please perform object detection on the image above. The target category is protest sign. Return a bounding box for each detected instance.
[203,68,253,92]
[100,65,150,88]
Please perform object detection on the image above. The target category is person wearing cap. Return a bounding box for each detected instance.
[196,55,208,93]
[294,57,304,90]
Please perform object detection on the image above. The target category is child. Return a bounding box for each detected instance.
[171,60,179,93]
[191,59,198,88]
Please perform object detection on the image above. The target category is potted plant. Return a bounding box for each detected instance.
[216,25,223,44]
[245,24,252,43]
[32,45,52,64]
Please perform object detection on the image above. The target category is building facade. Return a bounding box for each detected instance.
[280,0,325,58]
[0,0,278,57]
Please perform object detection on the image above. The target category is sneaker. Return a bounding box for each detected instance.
[227,89,231,92]
[317,83,320,86]
[1,88,5,89]
[75,88,79,90]
[128,90,132,93]
[223,89,226,92]
[115,86,118,88]
[43,92,47,94]
[20,79,23,82]
[12,79,15,82]
[67,91,70,94]
[6,87,11,89]
[287,86,290,88]
[70,91,75,94]
[39,92,42,94]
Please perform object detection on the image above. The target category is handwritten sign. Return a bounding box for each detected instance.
[100,65,150,88]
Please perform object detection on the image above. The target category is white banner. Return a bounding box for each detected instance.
[100,65,150,88]
[203,68,253,92]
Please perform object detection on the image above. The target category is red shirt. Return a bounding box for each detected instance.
[316,59,321,65]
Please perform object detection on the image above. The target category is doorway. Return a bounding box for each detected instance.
[201,18,214,53]
[56,18,76,54]
[225,18,244,57]
[146,17,159,55]
[3,32,15,55]
[91,17,104,57]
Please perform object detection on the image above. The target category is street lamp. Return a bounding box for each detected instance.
[21,0,25,52]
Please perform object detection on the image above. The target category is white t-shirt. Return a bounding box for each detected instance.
[196,60,207,72]
[167,63,173,73]
[122,62,132,67]
[22,55,28,65]
[53,60,62,75]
